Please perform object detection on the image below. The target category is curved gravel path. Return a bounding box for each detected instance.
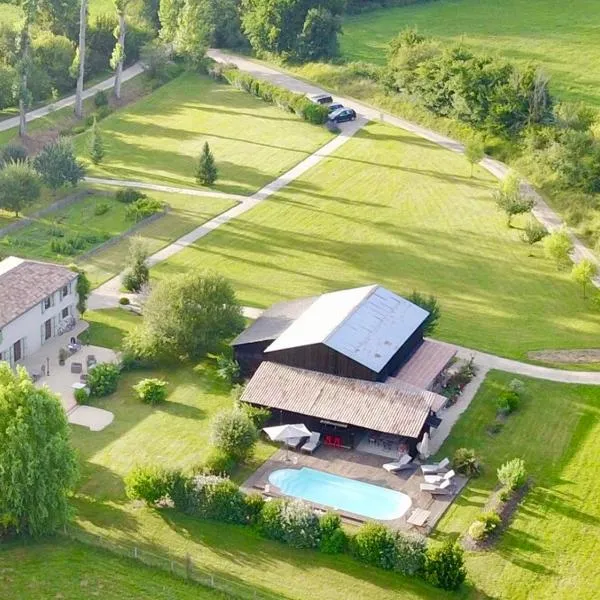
[207,49,600,287]
[0,63,144,133]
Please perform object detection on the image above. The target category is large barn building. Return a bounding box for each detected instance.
[232,285,432,382]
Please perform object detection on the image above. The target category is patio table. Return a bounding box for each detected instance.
[407,508,431,527]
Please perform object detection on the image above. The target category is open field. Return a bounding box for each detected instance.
[341,0,600,106]
[435,371,600,599]
[151,121,600,360]
[0,538,225,599]
[74,73,334,195]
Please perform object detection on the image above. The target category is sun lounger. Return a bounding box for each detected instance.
[383,454,413,472]
[421,457,450,475]
[420,479,453,495]
[424,469,455,484]
[301,432,321,454]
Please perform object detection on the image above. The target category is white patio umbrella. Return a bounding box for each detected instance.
[263,424,312,460]
[417,432,431,460]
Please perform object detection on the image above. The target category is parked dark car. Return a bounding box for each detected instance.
[328,103,344,114]
[328,108,357,123]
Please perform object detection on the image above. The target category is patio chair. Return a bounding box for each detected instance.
[383,454,413,472]
[301,432,321,454]
[420,479,453,495]
[421,457,450,475]
[424,469,456,485]
[70,362,83,374]
[86,354,97,368]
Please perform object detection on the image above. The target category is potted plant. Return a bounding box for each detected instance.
[58,348,68,366]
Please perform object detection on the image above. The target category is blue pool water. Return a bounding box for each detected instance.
[268,467,412,520]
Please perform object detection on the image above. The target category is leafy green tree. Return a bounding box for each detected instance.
[88,117,105,164]
[571,259,598,298]
[210,408,258,462]
[464,136,484,177]
[494,173,534,227]
[37,0,80,39]
[407,290,440,335]
[31,32,76,94]
[0,364,78,536]
[543,229,573,269]
[33,137,85,191]
[125,271,245,361]
[73,0,88,118]
[196,141,217,185]
[242,0,343,61]
[174,0,210,65]
[122,236,150,292]
[0,65,16,111]
[0,161,41,216]
[522,219,548,248]
[158,0,185,44]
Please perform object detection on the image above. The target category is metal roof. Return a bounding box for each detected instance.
[0,257,77,329]
[390,340,457,390]
[242,362,445,438]
[231,296,317,346]
[265,285,429,373]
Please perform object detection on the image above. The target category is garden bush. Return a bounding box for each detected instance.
[125,197,163,221]
[210,408,258,462]
[496,389,520,414]
[243,492,265,525]
[508,378,526,395]
[351,523,398,570]
[319,512,347,554]
[87,362,120,397]
[474,511,501,539]
[468,519,487,541]
[95,105,112,121]
[242,403,271,429]
[259,498,321,549]
[202,447,237,476]
[0,144,27,166]
[191,475,248,524]
[94,90,109,107]
[119,296,130,305]
[125,465,170,504]
[73,386,89,405]
[94,201,110,216]
[394,532,427,576]
[115,188,147,204]
[453,448,481,477]
[497,458,527,490]
[133,378,168,405]
[423,542,466,591]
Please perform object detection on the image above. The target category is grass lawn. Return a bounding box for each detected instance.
[0,538,225,599]
[151,121,600,360]
[77,188,236,287]
[341,0,600,106]
[74,72,334,195]
[434,371,600,599]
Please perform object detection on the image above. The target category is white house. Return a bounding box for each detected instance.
[0,257,79,366]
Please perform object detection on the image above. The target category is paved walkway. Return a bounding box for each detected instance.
[207,49,600,286]
[0,63,144,133]
[85,176,247,202]
[88,118,366,309]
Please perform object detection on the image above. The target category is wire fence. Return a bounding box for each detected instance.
[62,524,282,600]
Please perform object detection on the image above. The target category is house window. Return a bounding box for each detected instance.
[62,307,69,319]
[43,295,53,311]
[60,284,69,299]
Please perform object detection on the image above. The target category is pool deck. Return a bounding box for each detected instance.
[242,446,468,534]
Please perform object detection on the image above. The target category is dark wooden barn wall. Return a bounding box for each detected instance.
[234,340,274,378]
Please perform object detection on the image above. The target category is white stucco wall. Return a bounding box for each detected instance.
[0,276,79,365]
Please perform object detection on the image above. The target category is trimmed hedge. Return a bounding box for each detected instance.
[213,66,329,125]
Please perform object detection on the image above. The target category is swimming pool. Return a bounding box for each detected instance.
[268,467,412,520]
